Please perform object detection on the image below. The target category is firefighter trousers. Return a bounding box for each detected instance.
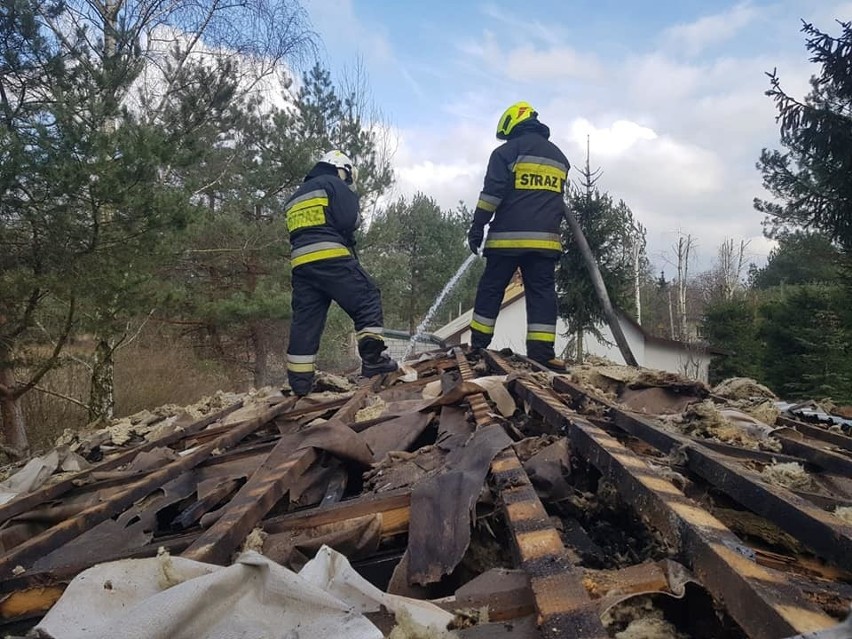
[287,257,385,395]
[470,252,558,362]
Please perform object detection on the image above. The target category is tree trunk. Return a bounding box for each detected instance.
[633,242,641,324]
[668,290,675,339]
[88,338,116,424]
[0,365,29,458]
[575,328,584,363]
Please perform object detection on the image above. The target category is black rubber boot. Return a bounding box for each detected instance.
[361,352,398,378]
[359,336,398,378]
[288,374,314,397]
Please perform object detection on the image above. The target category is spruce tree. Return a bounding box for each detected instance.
[756,21,852,250]
[556,149,638,360]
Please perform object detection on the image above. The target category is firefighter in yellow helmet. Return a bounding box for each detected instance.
[467,102,571,371]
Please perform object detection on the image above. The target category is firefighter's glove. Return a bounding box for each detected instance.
[468,224,484,255]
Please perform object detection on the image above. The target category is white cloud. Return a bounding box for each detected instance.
[343,0,846,271]
[304,0,394,66]
[457,31,602,83]
[504,46,603,81]
[568,119,658,156]
[663,2,762,56]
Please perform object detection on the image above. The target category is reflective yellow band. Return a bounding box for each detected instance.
[357,332,383,341]
[287,196,328,213]
[527,331,556,342]
[286,200,328,232]
[514,162,566,193]
[287,362,315,373]
[470,320,495,334]
[477,198,498,212]
[291,247,351,267]
[484,239,561,251]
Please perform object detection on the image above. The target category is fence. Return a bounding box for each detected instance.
[381,329,448,362]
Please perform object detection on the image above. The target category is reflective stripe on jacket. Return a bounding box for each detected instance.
[285,167,361,268]
[290,241,353,268]
[474,123,570,256]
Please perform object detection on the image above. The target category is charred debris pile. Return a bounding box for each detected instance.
[0,348,850,638]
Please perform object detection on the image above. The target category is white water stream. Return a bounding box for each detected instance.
[402,253,478,360]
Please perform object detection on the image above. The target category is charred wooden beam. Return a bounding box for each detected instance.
[551,376,852,574]
[264,489,411,537]
[184,395,351,446]
[455,349,607,639]
[776,416,852,453]
[773,433,852,476]
[0,398,299,578]
[181,388,370,565]
[0,400,245,524]
[483,350,837,639]
[181,447,317,564]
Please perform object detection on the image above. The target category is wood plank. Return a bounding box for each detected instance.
[186,396,350,445]
[553,376,852,574]
[774,433,852,475]
[0,400,245,525]
[0,585,65,619]
[0,398,298,578]
[777,415,852,453]
[455,349,607,639]
[181,388,370,564]
[181,446,318,564]
[263,490,411,535]
[486,357,836,639]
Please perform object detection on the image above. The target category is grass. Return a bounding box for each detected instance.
[18,331,238,454]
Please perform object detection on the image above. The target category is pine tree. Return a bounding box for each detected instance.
[359,195,479,333]
[749,231,841,288]
[755,20,852,250]
[701,298,763,385]
[759,284,852,402]
[556,148,637,360]
[294,64,393,208]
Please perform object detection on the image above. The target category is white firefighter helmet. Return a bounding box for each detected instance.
[318,150,358,189]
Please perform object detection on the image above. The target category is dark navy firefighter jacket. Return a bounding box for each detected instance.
[473,120,570,257]
[284,164,361,269]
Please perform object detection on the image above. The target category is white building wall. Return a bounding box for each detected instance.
[448,300,708,382]
[644,341,711,383]
[580,319,646,366]
[456,303,645,364]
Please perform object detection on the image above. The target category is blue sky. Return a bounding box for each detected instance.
[302,0,852,272]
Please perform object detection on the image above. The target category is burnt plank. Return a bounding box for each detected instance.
[774,433,852,475]
[777,415,852,453]
[181,445,317,564]
[0,400,246,525]
[455,349,607,639]
[486,355,836,639]
[552,376,852,574]
[263,489,411,536]
[0,398,299,578]
[186,395,350,445]
[171,477,243,530]
[181,387,370,564]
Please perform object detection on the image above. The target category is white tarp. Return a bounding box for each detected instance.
[35,546,454,639]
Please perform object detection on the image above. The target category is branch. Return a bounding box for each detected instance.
[14,297,76,399]
[8,289,43,341]
[33,385,90,410]
[149,0,219,121]
[116,308,155,351]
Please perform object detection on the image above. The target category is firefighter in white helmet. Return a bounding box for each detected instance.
[284,150,397,396]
